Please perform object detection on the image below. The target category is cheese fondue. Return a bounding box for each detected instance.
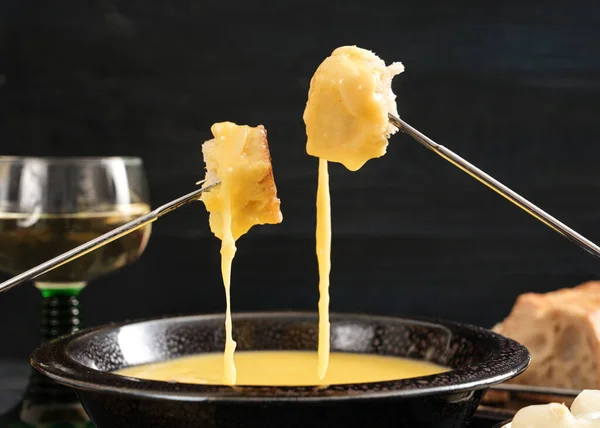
[186,47,408,387]
[200,123,283,384]
[304,46,404,378]
[116,351,448,387]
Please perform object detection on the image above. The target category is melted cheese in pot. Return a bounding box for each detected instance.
[304,46,403,379]
[200,122,282,385]
[220,204,237,385]
[115,351,448,386]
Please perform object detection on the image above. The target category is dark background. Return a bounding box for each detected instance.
[1,0,600,358]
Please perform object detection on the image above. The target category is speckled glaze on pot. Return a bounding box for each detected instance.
[31,312,530,428]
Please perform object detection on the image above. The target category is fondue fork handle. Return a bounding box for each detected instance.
[388,113,600,260]
[0,182,220,294]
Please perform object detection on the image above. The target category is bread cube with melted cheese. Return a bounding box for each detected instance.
[303,46,404,171]
[200,122,282,240]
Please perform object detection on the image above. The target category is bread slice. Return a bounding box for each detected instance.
[303,45,404,171]
[492,281,600,391]
[200,122,282,240]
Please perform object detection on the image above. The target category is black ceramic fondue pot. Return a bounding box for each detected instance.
[31,312,530,428]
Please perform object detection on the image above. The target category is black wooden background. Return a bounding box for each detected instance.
[1,0,600,358]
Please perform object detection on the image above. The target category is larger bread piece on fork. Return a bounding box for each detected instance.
[303,46,404,171]
[492,281,600,391]
[200,122,283,240]
[302,45,404,380]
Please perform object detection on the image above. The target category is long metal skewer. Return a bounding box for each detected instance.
[0,182,220,294]
[389,113,600,260]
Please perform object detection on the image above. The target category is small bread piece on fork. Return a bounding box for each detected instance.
[199,121,282,385]
[303,45,404,171]
[200,121,282,240]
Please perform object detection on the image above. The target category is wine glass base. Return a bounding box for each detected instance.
[0,402,92,428]
[22,368,90,423]
[0,286,93,426]
[20,401,89,426]
[0,368,91,427]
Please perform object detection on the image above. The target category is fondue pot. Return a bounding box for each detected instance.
[31,312,529,428]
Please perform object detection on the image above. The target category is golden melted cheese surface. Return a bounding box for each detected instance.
[116,351,448,387]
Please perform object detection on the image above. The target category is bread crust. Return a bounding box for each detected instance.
[253,125,282,224]
[491,281,600,395]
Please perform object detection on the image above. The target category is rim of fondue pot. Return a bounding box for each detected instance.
[30,312,530,402]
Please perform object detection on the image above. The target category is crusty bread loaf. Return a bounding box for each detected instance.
[492,281,600,391]
[200,122,282,240]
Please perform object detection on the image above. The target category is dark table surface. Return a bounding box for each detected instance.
[0,361,29,415]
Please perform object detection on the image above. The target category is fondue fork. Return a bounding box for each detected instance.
[0,182,220,294]
[388,113,600,260]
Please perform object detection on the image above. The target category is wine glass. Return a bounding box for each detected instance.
[0,156,152,425]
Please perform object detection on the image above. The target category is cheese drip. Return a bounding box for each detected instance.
[220,199,237,385]
[316,159,331,379]
[200,122,283,385]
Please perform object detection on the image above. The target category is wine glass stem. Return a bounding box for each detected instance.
[19,283,89,424]
[36,282,85,341]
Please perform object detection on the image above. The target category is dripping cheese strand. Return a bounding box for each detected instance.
[220,199,237,385]
[316,158,332,379]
